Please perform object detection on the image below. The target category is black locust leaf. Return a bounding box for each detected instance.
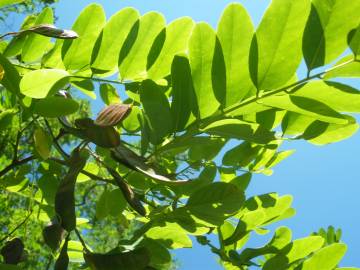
[84,248,150,270]
[95,104,132,127]
[54,237,69,270]
[111,144,188,184]
[55,148,89,231]
[42,220,65,251]
[107,168,147,216]
[23,24,78,39]
[0,238,25,265]
[75,118,120,148]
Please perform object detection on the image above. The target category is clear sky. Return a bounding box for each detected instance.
[4,0,360,269]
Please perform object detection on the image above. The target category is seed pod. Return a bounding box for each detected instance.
[95,104,132,127]
[107,168,146,216]
[75,118,120,148]
[84,248,150,270]
[42,220,65,251]
[111,145,188,184]
[24,24,78,39]
[55,148,89,231]
[0,238,25,265]
[54,237,69,270]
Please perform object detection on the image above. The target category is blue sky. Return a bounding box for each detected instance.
[4,0,360,269]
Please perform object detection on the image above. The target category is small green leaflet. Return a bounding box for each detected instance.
[20,69,69,99]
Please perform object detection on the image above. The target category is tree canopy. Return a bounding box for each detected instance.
[0,0,360,269]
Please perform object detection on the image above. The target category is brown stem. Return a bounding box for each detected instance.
[0,155,35,178]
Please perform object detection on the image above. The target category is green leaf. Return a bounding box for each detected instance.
[238,193,294,225]
[294,81,360,113]
[91,7,139,73]
[186,182,245,225]
[147,17,194,80]
[217,3,255,106]
[304,116,359,145]
[301,243,347,270]
[188,137,226,161]
[84,248,150,270]
[0,0,24,8]
[324,55,360,79]
[303,0,360,70]
[262,94,347,124]
[96,189,127,220]
[62,4,106,71]
[140,79,173,144]
[33,127,52,160]
[140,239,171,268]
[99,83,120,105]
[266,150,295,169]
[281,112,314,136]
[119,12,165,80]
[71,79,96,99]
[349,24,360,57]
[223,142,261,167]
[21,7,54,62]
[170,55,196,132]
[55,148,89,231]
[122,105,141,132]
[146,222,192,249]
[189,22,222,118]
[33,97,79,117]
[251,0,310,90]
[20,69,69,99]
[287,236,324,263]
[201,119,275,144]
[0,53,20,94]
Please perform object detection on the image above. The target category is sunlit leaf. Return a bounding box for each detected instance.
[21,8,54,62]
[20,69,69,99]
[218,3,255,106]
[189,22,222,118]
[301,243,347,270]
[119,12,165,80]
[62,4,106,71]
[251,0,310,90]
[146,222,192,249]
[99,83,120,105]
[140,79,173,144]
[186,182,244,225]
[33,97,79,117]
[303,0,360,70]
[201,119,275,144]
[91,8,139,73]
[147,17,194,80]
[33,127,52,160]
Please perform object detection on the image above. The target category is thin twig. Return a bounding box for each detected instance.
[0,155,35,178]
[0,210,33,244]
[75,228,88,251]
[44,119,69,158]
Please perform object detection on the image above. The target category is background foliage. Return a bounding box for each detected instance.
[0,0,360,269]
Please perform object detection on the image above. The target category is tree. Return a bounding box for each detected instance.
[0,0,360,269]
